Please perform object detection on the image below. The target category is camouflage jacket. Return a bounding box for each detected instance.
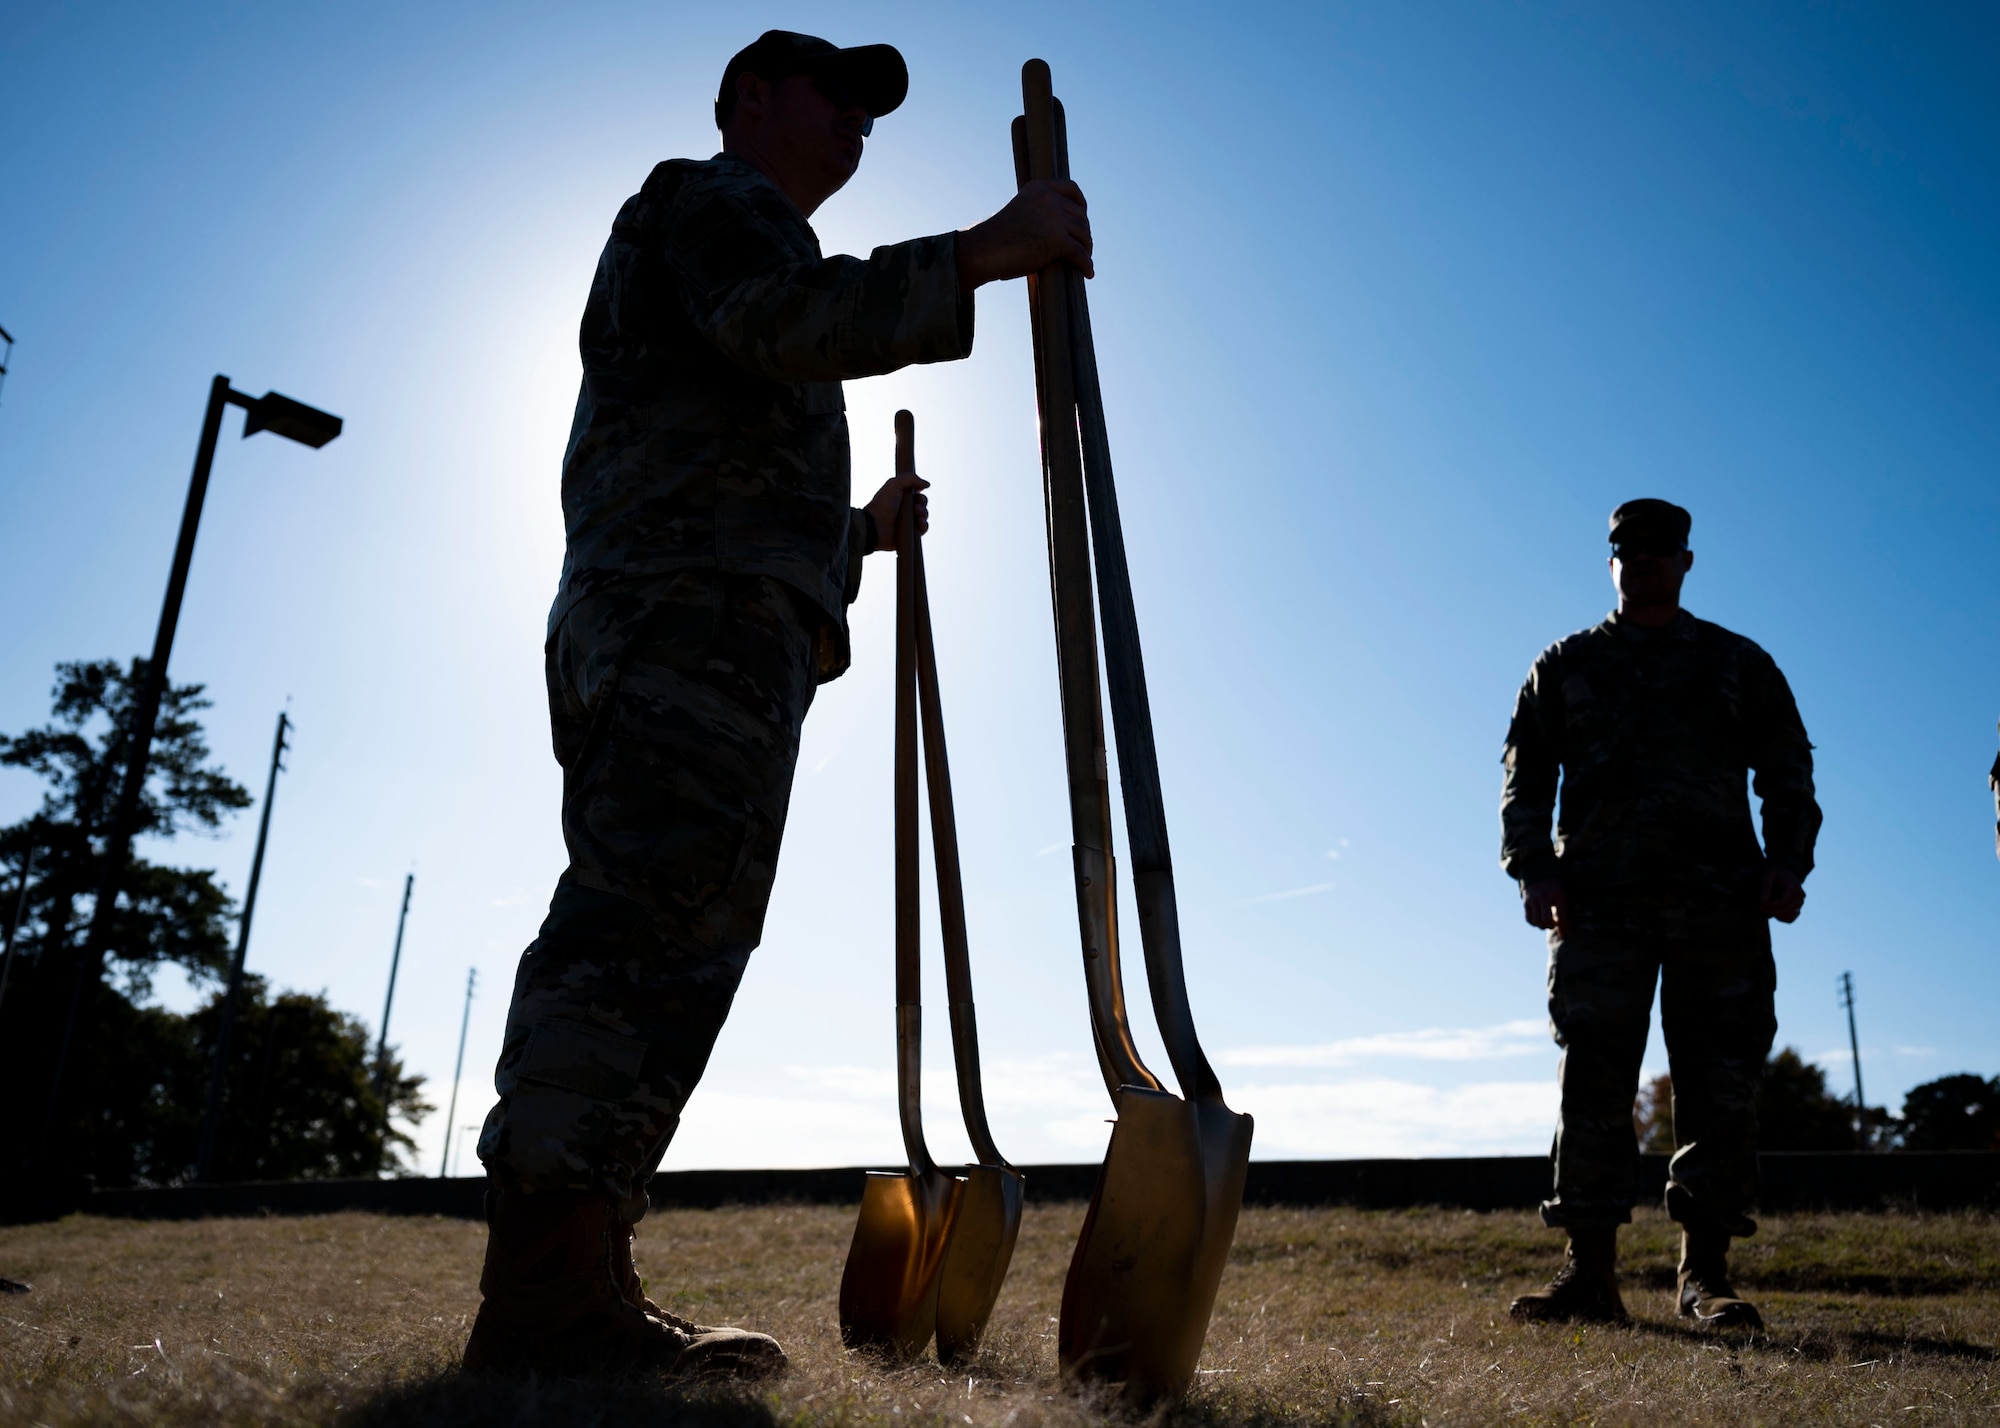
[553,154,974,680]
[1500,610,1821,905]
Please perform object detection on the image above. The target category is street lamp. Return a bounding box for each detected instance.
[43,375,342,1160]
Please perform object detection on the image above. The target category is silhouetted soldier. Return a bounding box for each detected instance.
[463,31,1092,1378]
[1500,499,1820,1329]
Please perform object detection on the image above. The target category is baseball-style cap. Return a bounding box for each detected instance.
[714,31,909,132]
[1608,498,1691,553]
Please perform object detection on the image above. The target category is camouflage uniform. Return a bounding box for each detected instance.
[479,154,973,1215]
[1501,609,1820,1234]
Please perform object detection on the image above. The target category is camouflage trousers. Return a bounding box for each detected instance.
[478,571,821,1217]
[1541,901,1777,1235]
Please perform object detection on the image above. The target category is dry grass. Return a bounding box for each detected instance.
[0,1201,1995,1426]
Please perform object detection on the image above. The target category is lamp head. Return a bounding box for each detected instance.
[243,391,342,448]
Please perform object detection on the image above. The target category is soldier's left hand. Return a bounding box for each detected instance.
[1759,865,1806,923]
[865,472,929,550]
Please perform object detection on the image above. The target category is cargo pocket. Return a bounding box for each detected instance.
[516,1018,648,1103]
[667,802,765,926]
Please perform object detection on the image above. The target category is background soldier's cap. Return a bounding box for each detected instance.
[715,31,909,128]
[1608,498,1692,552]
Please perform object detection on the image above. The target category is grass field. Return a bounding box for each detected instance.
[1,1201,1995,1426]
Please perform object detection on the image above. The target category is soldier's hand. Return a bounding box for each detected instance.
[1760,865,1806,923]
[955,179,1093,292]
[865,472,929,551]
[1522,877,1567,933]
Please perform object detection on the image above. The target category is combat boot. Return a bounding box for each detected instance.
[462,1182,787,1379]
[1508,1225,1629,1324]
[610,1208,730,1338]
[1677,1227,1763,1329]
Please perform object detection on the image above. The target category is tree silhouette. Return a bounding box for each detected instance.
[1630,1048,1863,1156]
[0,660,426,1192]
[1898,1073,2000,1151]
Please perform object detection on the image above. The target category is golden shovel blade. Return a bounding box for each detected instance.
[839,1168,966,1357]
[934,1163,1025,1364]
[1059,1086,1254,1402]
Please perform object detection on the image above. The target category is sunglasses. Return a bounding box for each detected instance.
[1611,543,1685,559]
[806,72,874,136]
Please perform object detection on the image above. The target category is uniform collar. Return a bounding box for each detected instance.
[1604,608,1695,641]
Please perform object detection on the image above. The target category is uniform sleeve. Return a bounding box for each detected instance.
[842,507,874,606]
[1745,649,1822,878]
[1500,651,1564,889]
[663,179,973,382]
[1990,741,2000,860]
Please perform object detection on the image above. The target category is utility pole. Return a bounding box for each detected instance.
[0,831,38,1018]
[1839,971,1866,1149]
[372,872,415,1157]
[439,967,476,1177]
[195,711,291,1182]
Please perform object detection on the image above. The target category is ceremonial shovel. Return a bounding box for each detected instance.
[915,536,1027,1363]
[839,411,1023,1362]
[1015,63,1254,1403]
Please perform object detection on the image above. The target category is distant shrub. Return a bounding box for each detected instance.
[1633,1048,1862,1154]
[1897,1073,2000,1152]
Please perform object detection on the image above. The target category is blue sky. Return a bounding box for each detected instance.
[2,2,1995,1173]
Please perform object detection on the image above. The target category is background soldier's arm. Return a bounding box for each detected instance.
[1500,654,1564,890]
[1989,729,1999,861]
[1746,648,1822,878]
[666,180,971,383]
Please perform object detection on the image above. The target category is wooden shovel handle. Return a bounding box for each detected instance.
[894,409,939,1176]
[912,542,1008,1169]
[1056,126,1225,1105]
[1019,63,1162,1101]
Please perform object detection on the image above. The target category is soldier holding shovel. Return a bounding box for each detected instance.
[464,30,1091,1378]
[1500,499,1821,1329]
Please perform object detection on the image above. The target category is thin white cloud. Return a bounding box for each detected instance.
[1222,1018,1549,1068]
[785,1063,895,1099]
[1246,880,1336,904]
[1231,1077,1557,1158]
[663,1048,1560,1166]
[666,1091,902,1170]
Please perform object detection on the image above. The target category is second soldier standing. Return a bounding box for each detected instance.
[1499,499,1822,1330]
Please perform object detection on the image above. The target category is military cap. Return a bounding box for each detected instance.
[715,31,909,132]
[1608,498,1691,552]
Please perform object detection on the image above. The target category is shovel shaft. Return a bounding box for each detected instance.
[1061,220,1225,1106]
[1019,67,1110,861]
[913,546,1008,1168]
[894,409,939,1177]
[1018,66,1161,1101]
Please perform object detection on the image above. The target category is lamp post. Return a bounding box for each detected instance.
[43,375,341,1156]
